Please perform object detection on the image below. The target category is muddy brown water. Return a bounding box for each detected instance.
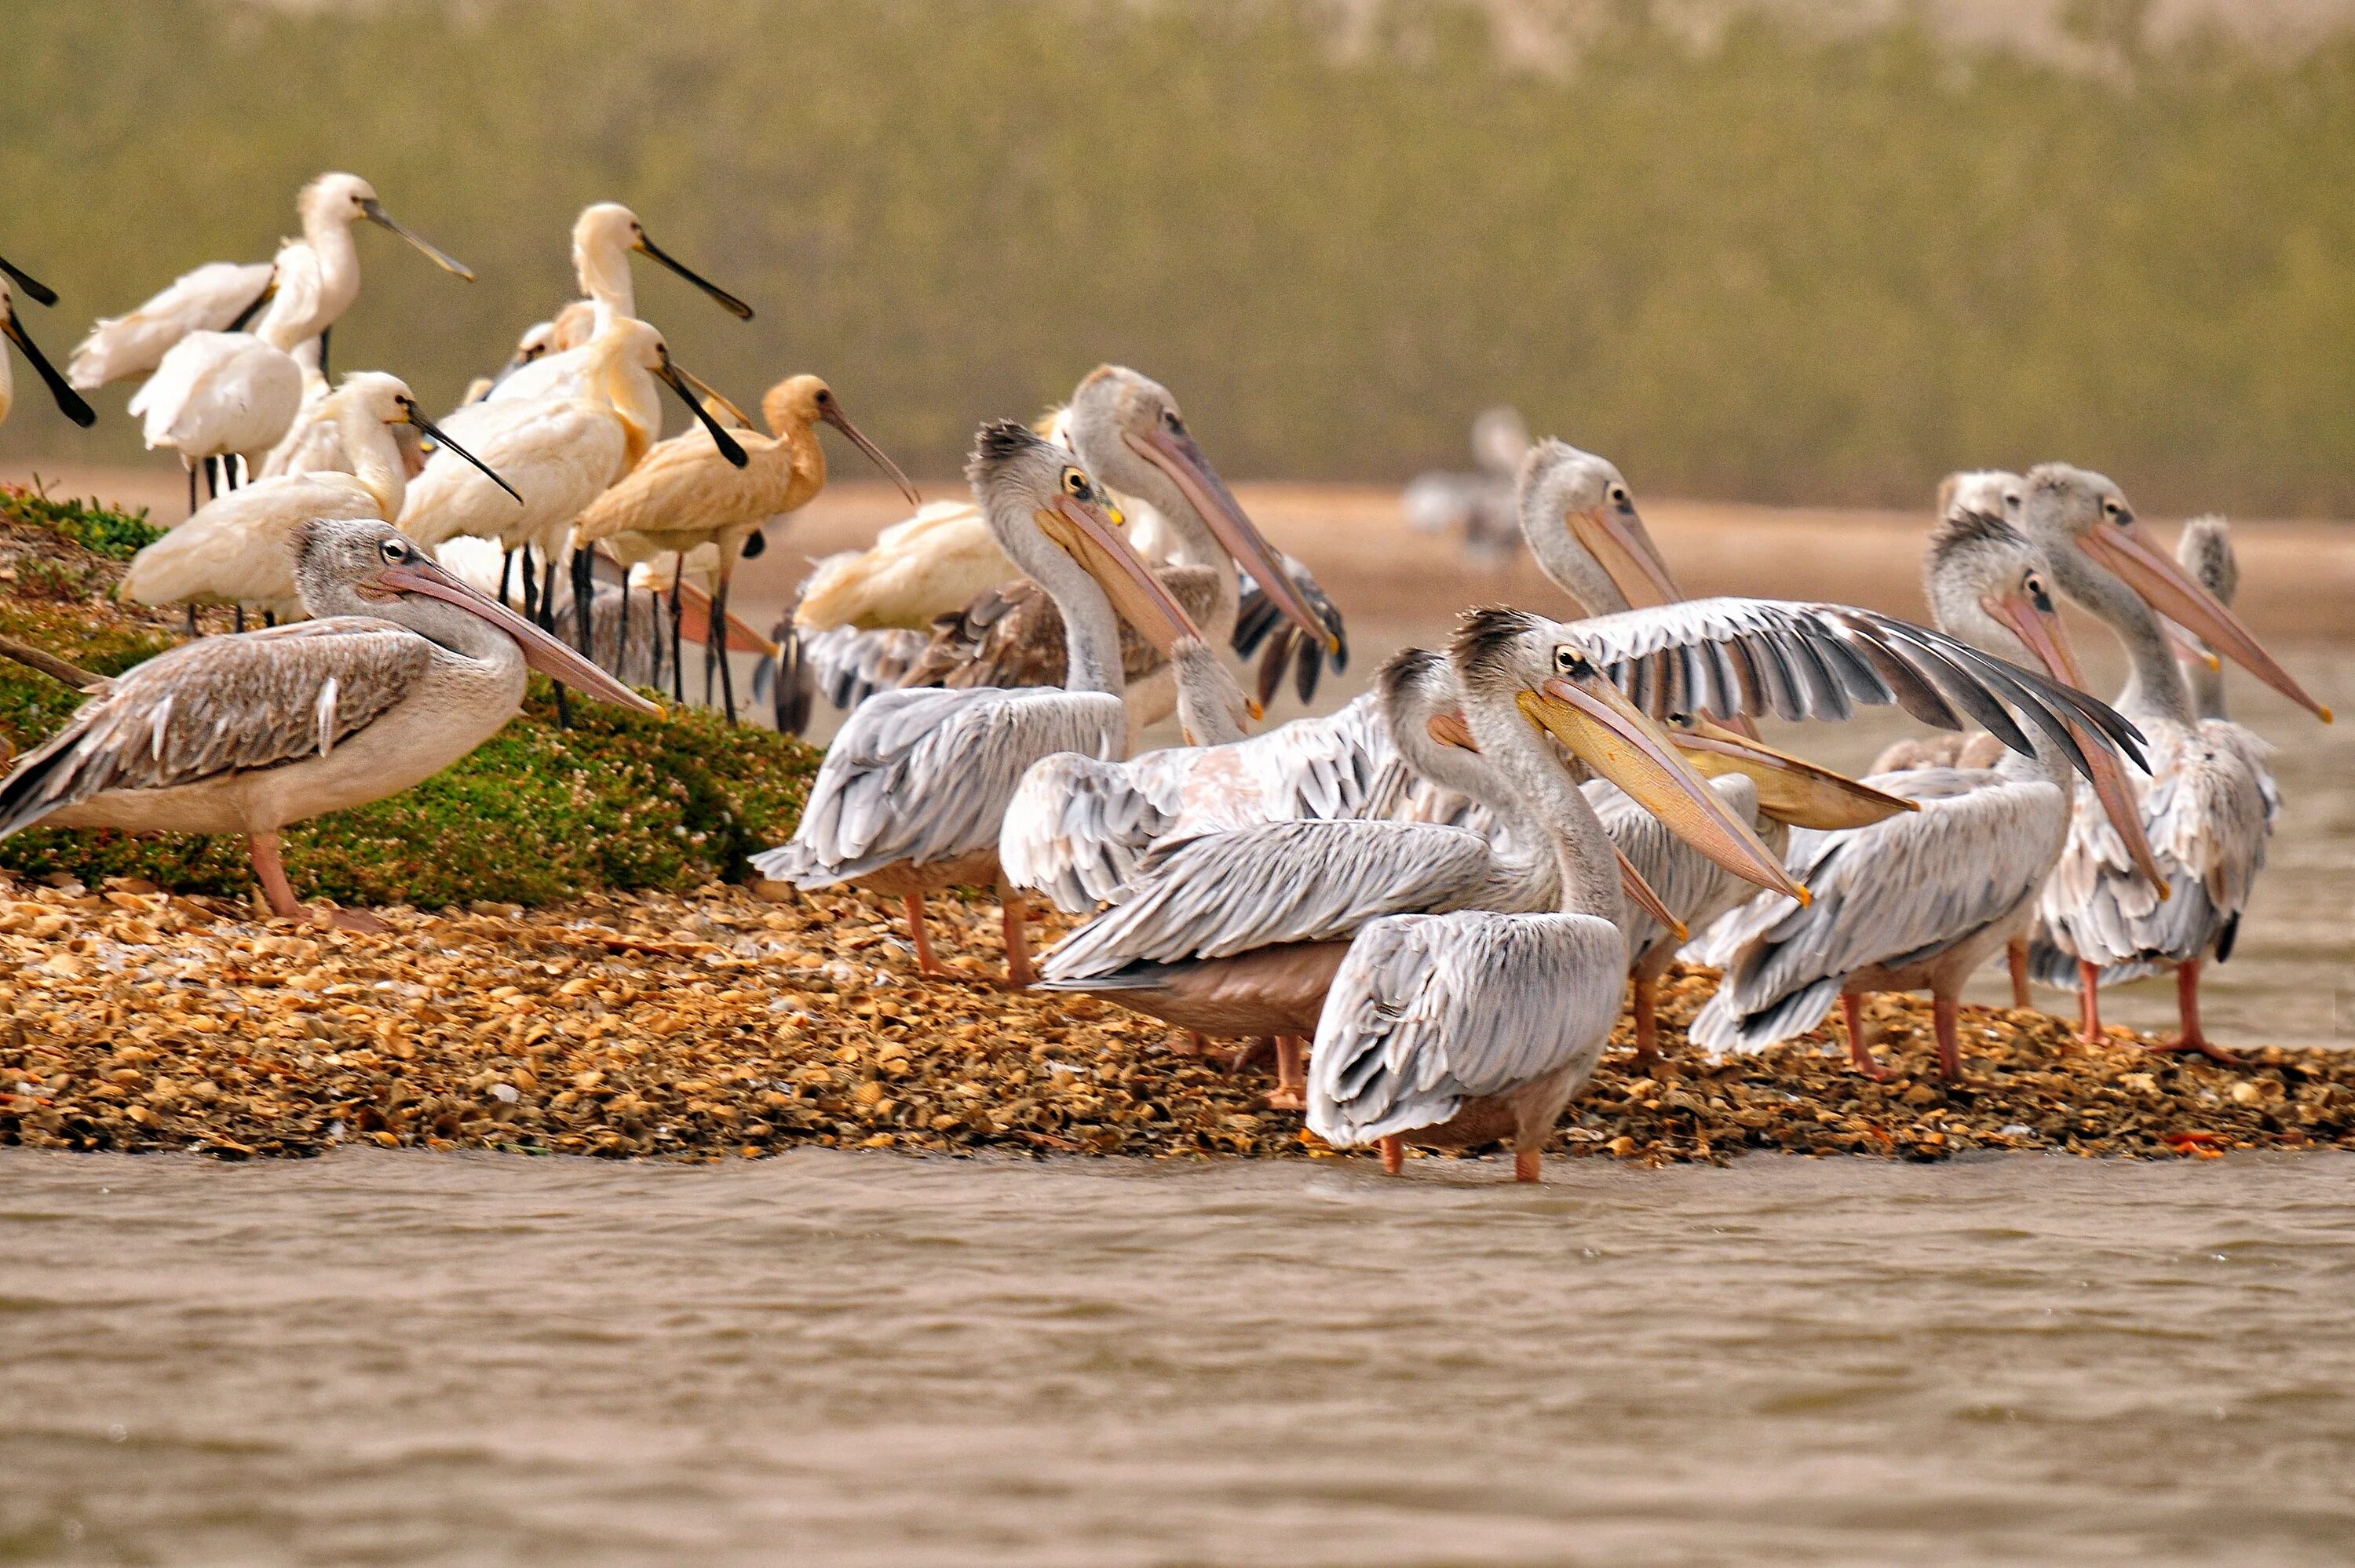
[5,1147,2355,1566]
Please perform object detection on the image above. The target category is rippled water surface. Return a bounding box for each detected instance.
[7,1148,2355,1566]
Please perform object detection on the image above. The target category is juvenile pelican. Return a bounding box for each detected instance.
[0,258,97,430]
[124,176,473,497]
[750,423,1199,985]
[2020,467,2328,1059]
[1690,509,2161,1080]
[121,374,513,624]
[571,375,916,720]
[487,203,752,407]
[1308,608,1789,1181]
[2,519,654,930]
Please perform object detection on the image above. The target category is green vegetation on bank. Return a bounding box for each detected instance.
[2,2,2352,513]
[0,489,820,907]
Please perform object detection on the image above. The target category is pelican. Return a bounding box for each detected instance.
[1,518,655,931]
[1307,608,1793,1180]
[0,257,97,430]
[486,203,752,407]
[1042,563,2138,1096]
[120,374,514,625]
[570,375,917,720]
[780,377,1342,734]
[895,367,1333,743]
[750,422,1199,986]
[2019,466,2328,1059]
[1400,404,1531,567]
[1689,506,2163,1080]
[400,317,748,677]
[123,176,473,502]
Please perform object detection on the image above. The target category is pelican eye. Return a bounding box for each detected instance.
[1608,484,1630,506]
[1162,409,1185,433]
[1061,469,1092,500]
[379,540,410,563]
[2025,573,2054,612]
[1553,645,1595,678]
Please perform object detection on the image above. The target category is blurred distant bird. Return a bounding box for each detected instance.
[486,203,751,407]
[571,374,916,721]
[0,257,97,431]
[1400,404,1528,567]
[114,175,473,510]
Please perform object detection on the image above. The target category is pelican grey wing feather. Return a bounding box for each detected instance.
[1308,910,1623,1147]
[1688,770,2068,1053]
[1567,599,2144,778]
[2028,720,2272,985]
[1038,818,1491,982]
[0,620,427,837]
[754,686,1124,887]
[999,749,1187,912]
[797,624,933,715]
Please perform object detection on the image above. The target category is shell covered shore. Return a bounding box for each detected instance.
[4,876,2349,1169]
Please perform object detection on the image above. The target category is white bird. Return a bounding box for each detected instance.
[0,257,97,431]
[255,337,338,479]
[485,203,752,407]
[1306,607,1788,1181]
[2019,466,2329,1060]
[1689,505,2163,1080]
[67,260,273,392]
[1,518,655,931]
[121,373,515,625]
[121,175,473,505]
[750,422,1201,986]
[400,316,748,651]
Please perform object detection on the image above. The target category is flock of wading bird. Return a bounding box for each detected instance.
[0,173,2332,1180]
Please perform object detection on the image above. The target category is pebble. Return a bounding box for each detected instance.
[2,877,2347,1167]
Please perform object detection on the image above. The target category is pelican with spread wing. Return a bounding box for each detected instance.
[1689,505,2162,1080]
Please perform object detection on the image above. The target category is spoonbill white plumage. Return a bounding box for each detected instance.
[122,175,473,501]
[487,204,752,407]
[2,518,655,931]
[120,373,515,625]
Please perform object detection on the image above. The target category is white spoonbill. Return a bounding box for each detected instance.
[120,373,513,625]
[750,422,1201,986]
[487,203,752,407]
[0,257,97,430]
[2019,465,2328,1060]
[125,176,473,500]
[1,518,654,931]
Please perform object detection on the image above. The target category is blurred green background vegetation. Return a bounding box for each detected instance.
[3,0,2351,512]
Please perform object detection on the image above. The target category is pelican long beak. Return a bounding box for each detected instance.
[633,232,755,320]
[2081,519,2329,722]
[1124,425,1334,655]
[373,555,662,715]
[1984,589,2168,898]
[820,396,922,505]
[655,351,749,469]
[2164,622,2222,673]
[1,308,96,427]
[405,407,521,504]
[1036,493,1201,658]
[1565,503,1681,610]
[1671,717,1916,830]
[0,256,59,308]
[1614,846,1687,941]
[1521,669,1808,905]
[357,199,476,281]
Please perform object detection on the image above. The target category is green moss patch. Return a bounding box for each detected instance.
[0,490,820,906]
